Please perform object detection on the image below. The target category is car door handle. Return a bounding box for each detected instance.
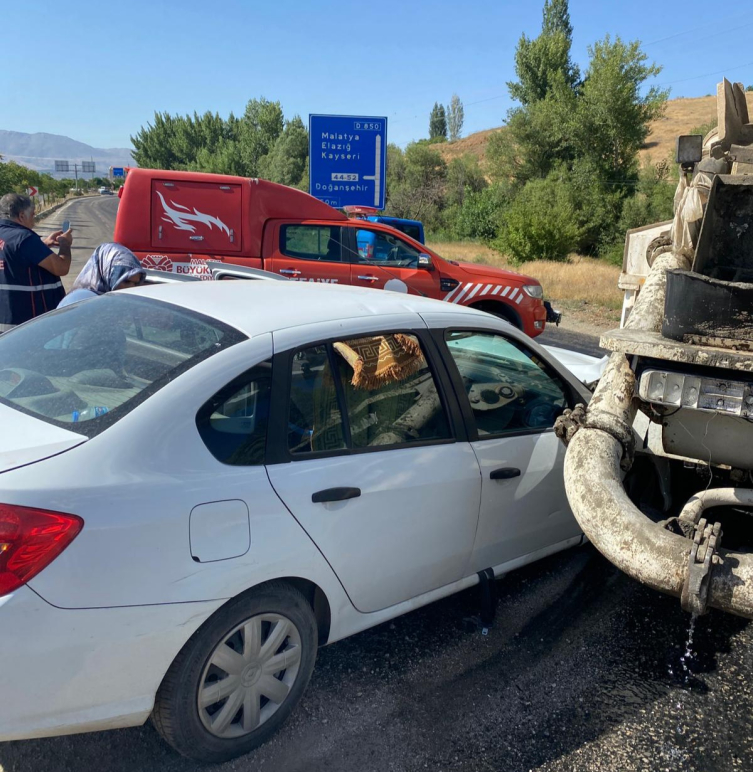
[490,468,521,480]
[279,269,302,276]
[311,487,362,503]
[357,275,379,282]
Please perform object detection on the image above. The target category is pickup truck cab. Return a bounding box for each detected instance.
[114,168,548,336]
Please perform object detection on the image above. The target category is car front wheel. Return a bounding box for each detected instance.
[152,582,317,762]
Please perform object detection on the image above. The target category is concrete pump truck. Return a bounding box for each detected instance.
[557,79,753,619]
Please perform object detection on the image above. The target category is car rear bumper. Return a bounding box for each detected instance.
[0,587,222,742]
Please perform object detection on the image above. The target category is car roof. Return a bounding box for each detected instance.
[369,215,421,226]
[126,280,487,336]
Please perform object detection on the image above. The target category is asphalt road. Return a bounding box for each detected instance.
[2,548,751,772]
[4,198,750,772]
[35,195,119,291]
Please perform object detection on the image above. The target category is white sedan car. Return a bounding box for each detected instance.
[0,281,601,762]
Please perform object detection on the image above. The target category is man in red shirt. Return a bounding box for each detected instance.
[0,193,73,331]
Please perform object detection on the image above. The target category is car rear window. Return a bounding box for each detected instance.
[397,224,421,242]
[0,294,245,437]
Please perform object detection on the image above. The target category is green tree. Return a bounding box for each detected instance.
[385,143,446,226]
[131,112,180,169]
[0,160,44,196]
[263,116,309,187]
[453,184,510,241]
[239,98,284,177]
[131,99,296,180]
[573,36,668,182]
[445,154,486,207]
[507,0,579,106]
[429,103,448,141]
[492,7,668,261]
[188,140,245,176]
[600,160,675,263]
[448,95,465,141]
[489,81,578,184]
[498,174,584,262]
[386,143,407,190]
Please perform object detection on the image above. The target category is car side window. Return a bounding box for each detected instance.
[286,334,452,456]
[280,225,343,262]
[445,331,568,437]
[197,361,272,465]
[288,345,347,454]
[354,229,420,268]
[333,333,451,448]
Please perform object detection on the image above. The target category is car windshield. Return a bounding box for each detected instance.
[0,294,245,436]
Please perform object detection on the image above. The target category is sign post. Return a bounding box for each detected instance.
[309,115,387,210]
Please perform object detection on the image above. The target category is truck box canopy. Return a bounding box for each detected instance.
[115,168,347,257]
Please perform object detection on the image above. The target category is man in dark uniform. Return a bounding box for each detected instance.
[0,193,73,331]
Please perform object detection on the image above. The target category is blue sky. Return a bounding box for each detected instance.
[2,0,752,150]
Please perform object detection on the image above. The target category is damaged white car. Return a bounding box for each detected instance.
[0,281,604,761]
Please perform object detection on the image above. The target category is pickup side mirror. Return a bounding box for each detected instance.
[418,253,434,270]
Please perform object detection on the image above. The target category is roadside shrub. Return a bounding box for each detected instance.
[600,239,625,266]
[454,184,509,241]
[497,176,583,262]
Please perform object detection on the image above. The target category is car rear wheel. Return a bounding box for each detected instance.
[152,582,317,763]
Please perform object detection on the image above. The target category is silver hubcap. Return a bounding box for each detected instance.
[198,613,302,738]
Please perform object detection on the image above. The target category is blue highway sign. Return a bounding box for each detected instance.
[309,115,387,209]
[112,167,125,177]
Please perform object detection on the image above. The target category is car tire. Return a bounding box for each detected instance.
[152,581,317,763]
[472,301,523,330]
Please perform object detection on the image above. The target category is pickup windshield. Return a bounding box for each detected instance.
[0,294,245,436]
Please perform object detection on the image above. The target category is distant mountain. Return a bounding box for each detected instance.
[0,130,134,177]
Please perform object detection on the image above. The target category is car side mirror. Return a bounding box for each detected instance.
[418,253,434,270]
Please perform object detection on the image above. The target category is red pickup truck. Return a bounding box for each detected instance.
[114,168,549,336]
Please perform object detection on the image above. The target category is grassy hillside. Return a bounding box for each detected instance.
[429,92,753,169]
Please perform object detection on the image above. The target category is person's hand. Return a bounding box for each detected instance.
[56,229,73,248]
[42,230,63,247]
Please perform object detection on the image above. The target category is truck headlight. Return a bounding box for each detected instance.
[522,284,544,299]
[639,369,753,418]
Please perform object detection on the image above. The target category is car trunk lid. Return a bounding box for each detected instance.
[0,403,86,475]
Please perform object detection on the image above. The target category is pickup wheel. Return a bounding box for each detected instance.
[470,300,522,330]
[152,582,317,763]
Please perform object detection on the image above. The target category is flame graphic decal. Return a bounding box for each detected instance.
[156,191,231,236]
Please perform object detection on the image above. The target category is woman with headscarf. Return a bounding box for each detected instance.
[58,243,145,307]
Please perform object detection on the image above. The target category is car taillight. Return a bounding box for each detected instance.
[0,504,83,596]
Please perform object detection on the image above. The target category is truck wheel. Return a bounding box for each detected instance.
[152,582,317,763]
[472,301,522,330]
